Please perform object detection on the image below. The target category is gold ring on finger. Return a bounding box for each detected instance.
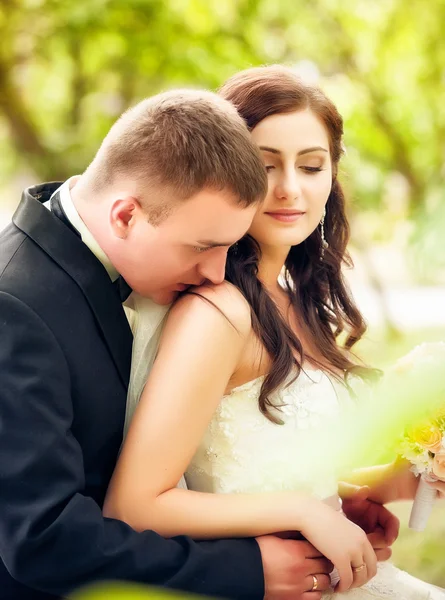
[352,564,366,573]
[311,574,319,591]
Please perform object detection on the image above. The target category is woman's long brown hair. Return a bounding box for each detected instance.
[219,65,378,423]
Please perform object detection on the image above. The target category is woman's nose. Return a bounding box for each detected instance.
[275,168,301,201]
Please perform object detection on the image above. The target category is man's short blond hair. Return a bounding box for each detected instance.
[85,89,267,222]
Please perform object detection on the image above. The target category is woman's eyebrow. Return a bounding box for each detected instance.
[259,145,328,156]
[298,146,328,156]
[259,146,280,154]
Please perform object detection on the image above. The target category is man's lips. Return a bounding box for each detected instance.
[174,280,206,292]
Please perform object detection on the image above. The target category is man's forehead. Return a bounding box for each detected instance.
[164,191,257,238]
[191,210,255,243]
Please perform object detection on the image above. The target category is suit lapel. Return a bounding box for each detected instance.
[13,184,133,389]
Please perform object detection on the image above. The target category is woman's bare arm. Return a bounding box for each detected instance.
[104,283,313,538]
[340,460,418,504]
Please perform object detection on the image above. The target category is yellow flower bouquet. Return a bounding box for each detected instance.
[396,343,445,531]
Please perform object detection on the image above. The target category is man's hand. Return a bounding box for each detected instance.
[256,535,334,600]
[341,484,400,562]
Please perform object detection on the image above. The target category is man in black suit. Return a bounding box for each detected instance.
[0,89,394,600]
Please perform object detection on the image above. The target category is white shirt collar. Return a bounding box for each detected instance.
[51,177,119,281]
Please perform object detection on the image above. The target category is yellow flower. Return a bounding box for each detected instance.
[412,424,443,452]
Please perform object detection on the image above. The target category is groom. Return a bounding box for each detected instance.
[0,89,396,600]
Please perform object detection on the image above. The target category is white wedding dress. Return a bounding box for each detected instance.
[126,294,445,599]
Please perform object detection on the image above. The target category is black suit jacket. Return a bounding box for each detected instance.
[0,183,264,600]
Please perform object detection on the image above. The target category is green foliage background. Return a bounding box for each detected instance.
[1,0,445,230]
[2,0,445,276]
[1,0,445,592]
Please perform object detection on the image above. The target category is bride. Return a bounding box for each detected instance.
[104,66,444,599]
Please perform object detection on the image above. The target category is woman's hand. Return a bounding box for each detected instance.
[299,499,377,593]
[426,479,445,499]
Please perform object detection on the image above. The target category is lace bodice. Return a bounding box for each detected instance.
[185,368,348,499]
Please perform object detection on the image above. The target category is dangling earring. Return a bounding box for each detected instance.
[319,207,329,260]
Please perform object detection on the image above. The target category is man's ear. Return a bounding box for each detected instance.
[109,197,139,239]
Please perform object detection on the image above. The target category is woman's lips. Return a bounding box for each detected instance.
[265,211,305,223]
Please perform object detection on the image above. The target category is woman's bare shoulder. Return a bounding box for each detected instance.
[170,281,252,338]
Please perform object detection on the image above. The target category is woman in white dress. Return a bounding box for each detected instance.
[104,66,444,599]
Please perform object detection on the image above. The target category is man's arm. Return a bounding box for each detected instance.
[0,292,263,599]
[339,482,400,561]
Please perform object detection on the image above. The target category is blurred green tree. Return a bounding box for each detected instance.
[1,0,444,256]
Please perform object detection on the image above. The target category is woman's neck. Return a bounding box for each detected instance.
[257,244,290,295]
[257,243,325,369]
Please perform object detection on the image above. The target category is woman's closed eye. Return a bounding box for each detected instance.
[265,163,325,174]
[301,165,324,174]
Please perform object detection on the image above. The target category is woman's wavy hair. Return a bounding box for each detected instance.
[219,65,378,423]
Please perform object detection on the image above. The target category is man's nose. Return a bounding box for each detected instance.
[198,250,227,285]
